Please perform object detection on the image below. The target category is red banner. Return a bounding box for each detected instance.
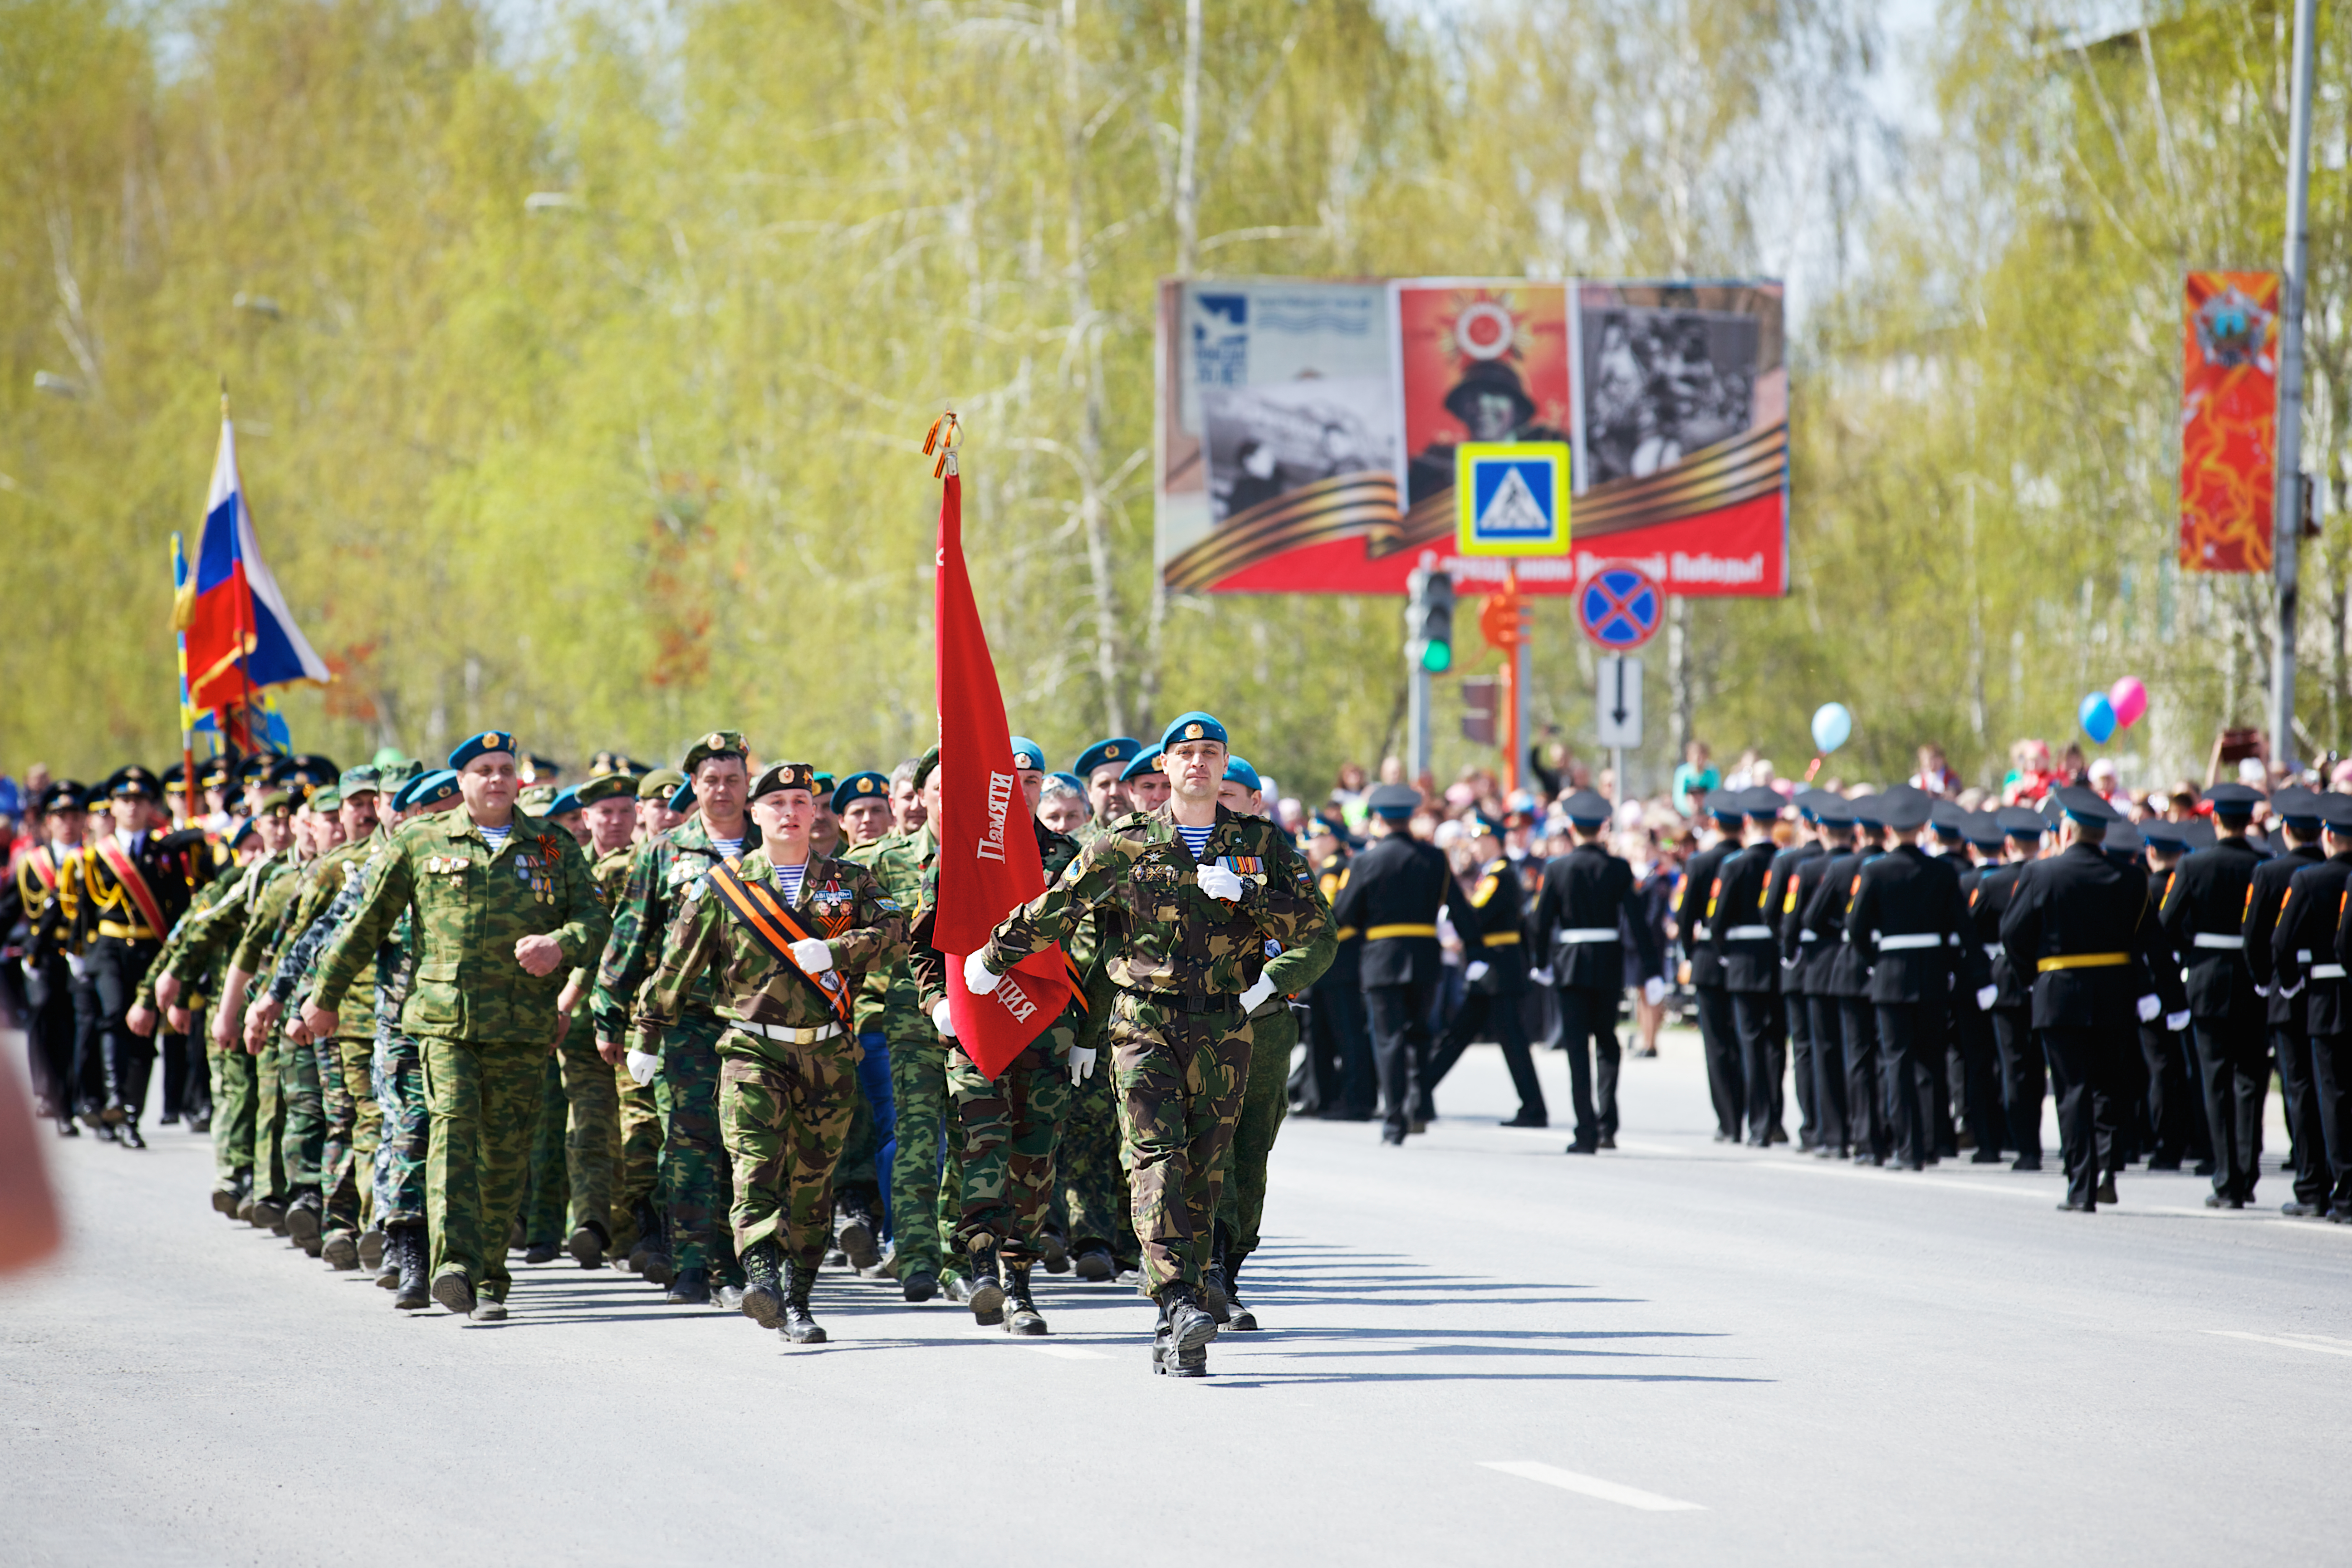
[932,465,1073,1078]
[2180,271,2280,573]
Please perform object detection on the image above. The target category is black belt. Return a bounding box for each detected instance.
[1121,987,1237,1015]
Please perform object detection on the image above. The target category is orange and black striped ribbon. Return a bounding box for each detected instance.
[704,862,855,1030]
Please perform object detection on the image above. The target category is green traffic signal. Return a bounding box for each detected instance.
[1420,639,1452,673]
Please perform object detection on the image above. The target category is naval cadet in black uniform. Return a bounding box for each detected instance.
[2133,817,2200,1170]
[1426,818,1547,1127]
[1528,790,1665,1153]
[1941,807,2010,1163]
[2246,787,2330,1216]
[1708,787,1792,1147]
[1803,794,1886,1163]
[1329,783,1477,1146]
[1782,790,1853,1156]
[1844,786,1985,1171]
[1674,795,1747,1142]
[1970,807,2048,1169]
[2159,782,2269,1209]
[1764,790,1832,1151]
[2000,786,2158,1212]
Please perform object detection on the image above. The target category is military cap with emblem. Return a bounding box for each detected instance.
[1367,782,1420,821]
[161,761,190,796]
[2053,784,2122,824]
[1008,737,1047,773]
[1158,710,1229,752]
[831,770,889,815]
[588,750,647,779]
[2203,780,2264,820]
[516,784,559,813]
[519,752,565,785]
[310,786,344,814]
[339,765,383,799]
[576,773,634,808]
[636,766,685,802]
[1222,756,1262,794]
[811,772,838,803]
[255,787,297,816]
[197,756,234,789]
[107,764,160,799]
[227,816,257,849]
[1560,788,1614,828]
[449,730,517,771]
[1117,749,1166,784]
[544,786,583,818]
[751,761,818,800]
[236,753,274,784]
[39,780,87,813]
[287,753,340,787]
[912,745,942,790]
[396,770,461,813]
[681,730,749,775]
[1073,738,1140,779]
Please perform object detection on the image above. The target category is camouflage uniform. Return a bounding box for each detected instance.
[229,855,316,1205]
[632,847,905,1269]
[1216,906,1337,1269]
[314,809,609,1304]
[1056,892,1133,1269]
[981,803,1327,1294]
[371,909,426,1226]
[271,836,386,1248]
[842,828,947,1274]
[154,861,267,1188]
[543,840,633,1250]
[593,815,760,1284]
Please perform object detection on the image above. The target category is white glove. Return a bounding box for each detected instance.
[626,1049,658,1086]
[1975,985,1999,1011]
[1240,973,1279,1012]
[1530,966,1555,986]
[930,998,956,1038]
[1195,863,1245,901]
[1464,960,1491,984]
[789,937,834,974]
[18,958,33,977]
[2136,993,2161,1023]
[2166,1009,2191,1032]
[963,951,1000,996]
[2279,977,2306,999]
[1067,1044,1098,1084]
[2255,982,2274,999]
[1643,975,1668,1007]
[66,952,86,978]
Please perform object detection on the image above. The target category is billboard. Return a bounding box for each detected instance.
[1152,275,1788,597]
[2180,271,2279,573]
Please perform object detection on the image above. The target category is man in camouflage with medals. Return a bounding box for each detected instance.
[968,711,1329,1377]
[633,761,906,1344]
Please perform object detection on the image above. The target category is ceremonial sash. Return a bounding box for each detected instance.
[94,836,167,939]
[24,848,59,893]
[703,862,855,1030]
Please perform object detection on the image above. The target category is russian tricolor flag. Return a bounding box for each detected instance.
[173,416,329,708]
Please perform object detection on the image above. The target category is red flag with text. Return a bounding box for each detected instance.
[933,465,1073,1077]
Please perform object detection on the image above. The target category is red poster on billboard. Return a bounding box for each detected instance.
[2180,271,2279,573]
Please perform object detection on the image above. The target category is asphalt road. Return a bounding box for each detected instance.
[5,1026,2348,1567]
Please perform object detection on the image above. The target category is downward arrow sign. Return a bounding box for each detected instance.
[1610,661,1629,725]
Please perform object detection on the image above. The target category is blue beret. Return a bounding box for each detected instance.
[1118,749,1166,784]
[1158,711,1228,753]
[1008,736,1046,772]
[1049,771,1085,794]
[227,816,257,849]
[1073,738,1141,778]
[668,781,696,814]
[545,786,583,817]
[831,770,890,815]
[396,769,461,813]
[448,731,517,771]
[1223,756,1262,794]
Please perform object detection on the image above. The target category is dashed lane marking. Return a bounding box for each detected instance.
[1480,1460,1706,1511]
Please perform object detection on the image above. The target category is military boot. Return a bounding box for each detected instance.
[1003,1262,1048,1335]
[211,1182,242,1217]
[1225,1249,1258,1332]
[567,1220,608,1270]
[285,1188,324,1254]
[429,1264,475,1318]
[739,1239,785,1328]
[1200,1225,1233,1325]
[249,1194,284,1230]
[522,1239,560,1266]
[834,1189,882,1271]
[629,1199,674,1287]
[358,1225,387,1273]
[1071,1241,1115,1282]
[666,1265,711,1306]
[390,1225,431,1311]
[965,1240,1005,1326]
[1039,1223,1070,1274]
[779,1259,826,1344]
[1159,1281,1218,1357]
[321,1228,360,1270]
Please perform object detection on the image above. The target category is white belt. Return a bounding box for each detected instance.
[726,1018,844,1045]
[1877,932,1944,951]
[1800,931,1819,943]
[1723,925,1774,941]
[2191,933,2244,950]
[2317,964,2348,980]
[1556,928,1621,944]
[1984,944,2001,960]
[2298,950,2312,962]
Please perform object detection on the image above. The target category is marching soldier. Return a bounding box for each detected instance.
[1528,789,1665,1152]
[1764,791,1833,1152]
[545,770,638,1265]
[2246,787,2331,1216]
[1802,794,1886,1164]
[1708,788,1792,1147]
[1782,791,1854,1157]
[1426,815,1546,1128]
[1675,794,1748,1142]
[2159,782,2268,1209]
[1073,737,1141,838]
[15,781,89,1135]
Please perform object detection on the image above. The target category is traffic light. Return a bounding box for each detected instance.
[1405,566,1455,673]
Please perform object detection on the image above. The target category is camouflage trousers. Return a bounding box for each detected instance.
[252,1038,285,1200]
[1057,1047,1134,1264]
[318,1034,380,1241]
[559,1028,619,1243]
[421,1035,546,1301]
[524,1052,569,1245]
[838,1061,884,1213]
[611,1073,661,1256]
[207,1031,256,1184]
[280,1035,325,1192]
[888,1034,952,1279]
[655,1013,737,1280]
[717,1034,858,1269]
[946,1030,1070,1264]
[1108,991,1252,1294]
[372,1029,430,1227]
[1216,1001,1297,1264]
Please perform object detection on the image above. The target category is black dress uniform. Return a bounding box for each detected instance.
[1970,808,2048,1169]
[1782,799,1853,1156]
[1427,847,1546,1127]
[1764,794,1832,1150]
[1328,786,1478,1144]
[1529,793,1664,1152]
[74,773,210,1143]
[1303,852,1377,1119]
[1708,789,1791,1147]
[2158,785,2269,1207]
[1802,795,1886,1162]
[2002,788,2156,1212]
[2246,791,2330,1214]
[1674,805,1747,1142]
[2274,799,2352,1217]
[8,787,90,1132]
[2131,818,2200,1170]
[1944,812,2011,1163]
[1844,788,1984,1170]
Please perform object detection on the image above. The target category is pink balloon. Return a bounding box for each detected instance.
[2108,676,2148,729]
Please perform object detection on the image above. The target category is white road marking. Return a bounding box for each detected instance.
[1021,1343,1111,1360]
[2205,1330,2352,1358]
[1480,1460,1706,1511]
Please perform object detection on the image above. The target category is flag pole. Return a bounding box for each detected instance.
[223,376,257,761]
[172,532,197,828]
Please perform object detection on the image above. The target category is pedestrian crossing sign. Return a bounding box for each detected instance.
[1455,442,1570,557]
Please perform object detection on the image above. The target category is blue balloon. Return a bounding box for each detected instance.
[1811,702,1852,754]
[2078,692,2117,745]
